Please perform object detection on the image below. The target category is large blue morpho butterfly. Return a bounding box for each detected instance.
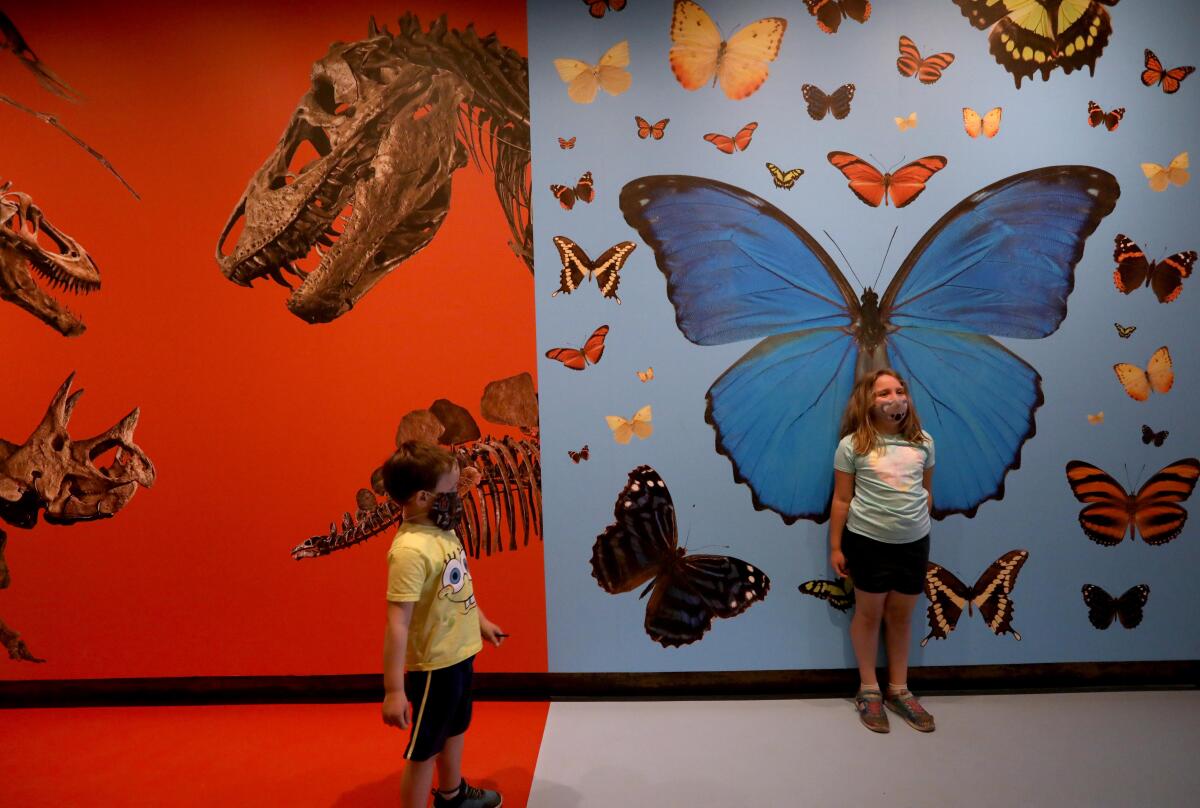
[618,167,1120,523]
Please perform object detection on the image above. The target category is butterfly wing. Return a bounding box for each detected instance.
[1112,235,1150,294]
[1081,584,1117,629]
[798,577,855,612]
[703,132,737,154]
[921,562,971,645]
[1160,65,1195,94]
[1087,101,1104,128]
[982,106,1003,137]
[1142,162,1170,193]
[1132,458,1200,545]
[545,346,588,370]
[582,324,609,365]
[827,152,887,207]
[1146,346,1174,395]
[1114,584,1150,629]
[554,58,601,104]
[969,549,1027,640]
[1149,251,1197,304]
[1065,461,1132,546]
[645,553,770,646]
[917,52,955,84]
[718,19,787,100]
[828,83,855,119]
[884,156,948,208]
[635,115,652,139]
[590,465,677,594]
[651,119,669,139]
[550,184,577,210]
[1142,49,1165,87]
[629,404,653,440]
[574,172,595,205]
[551,236,592,297]
[590,241,636,303]
[669,0,722,91]
[732,122,758,151]
[606,415,634,444]
[963,107,983,138]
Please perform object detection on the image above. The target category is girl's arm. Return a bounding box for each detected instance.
[923,466,934,514]
[829,469,855,577]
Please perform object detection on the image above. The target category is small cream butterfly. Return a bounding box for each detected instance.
[554,40,632,104]
[1114,346,1173,402]
[894,111,918,131]
[1141,152,1189,192]
[962,106,1002,138]
[606,405,653,444]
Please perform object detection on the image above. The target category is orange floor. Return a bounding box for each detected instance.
[0,701,549,807]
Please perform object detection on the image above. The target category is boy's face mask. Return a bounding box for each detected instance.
[427,490,464,531]
[876,397,909,424]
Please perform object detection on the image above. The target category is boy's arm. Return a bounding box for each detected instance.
[474,603,507,647]
[382,601,414,729]
[829,469,855,577]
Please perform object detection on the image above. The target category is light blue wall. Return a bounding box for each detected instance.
[529,0,1200,672]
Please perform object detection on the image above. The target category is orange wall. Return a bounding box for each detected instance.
[0,1,543,678]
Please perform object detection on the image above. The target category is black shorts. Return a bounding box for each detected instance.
[403,655,475,761]
[842,528,929,596]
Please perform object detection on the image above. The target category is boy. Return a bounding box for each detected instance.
[381,441,507,808]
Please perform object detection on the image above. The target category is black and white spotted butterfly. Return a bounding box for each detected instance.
[551,236,636,304]
[1082,583,1150,630]
[921,550,1028,645]
[590,465,771,647]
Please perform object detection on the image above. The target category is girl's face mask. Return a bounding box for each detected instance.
[876,397,909,424]
[427,491,464,531]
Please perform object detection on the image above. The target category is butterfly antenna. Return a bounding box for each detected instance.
[824,230,865,289]
[873,227,899,289]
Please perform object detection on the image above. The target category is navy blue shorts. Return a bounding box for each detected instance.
[842,528,929,596]
[403,655,475,761]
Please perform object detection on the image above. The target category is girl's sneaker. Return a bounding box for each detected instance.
[884,689,936,732]
[854,688,890,733]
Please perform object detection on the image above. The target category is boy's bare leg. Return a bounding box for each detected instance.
[882,591,919,686]
[436,733,465,794]
[850,589,887,686]
[401,758,437,808]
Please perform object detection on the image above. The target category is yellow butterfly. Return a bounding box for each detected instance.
[765,162,804,190]
[669,0,787,101]
[1087,412,1104,425]
[637,367,655,383]
[554,40,632,104]
[962,106,1002,138]
[894,111,918,131]
[1114,346,1173,402]
[1142,152,1190,192]
[606,405,653,444]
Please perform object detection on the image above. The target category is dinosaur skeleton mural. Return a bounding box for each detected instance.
[217,15,531,324]
[1,375,155,661]
[292,373,540,561]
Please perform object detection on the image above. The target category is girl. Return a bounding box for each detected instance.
[829,369,935,733]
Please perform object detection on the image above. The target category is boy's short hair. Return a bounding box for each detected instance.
[382,441,458,504]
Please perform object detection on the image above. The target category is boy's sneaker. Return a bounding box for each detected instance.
[854,688,890,733]
[433,778,502,808]
[884,688,936,732]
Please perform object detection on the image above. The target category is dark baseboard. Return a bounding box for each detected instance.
[2,661,1196,709]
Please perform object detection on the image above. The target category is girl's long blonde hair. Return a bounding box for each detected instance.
[839,368,927,455]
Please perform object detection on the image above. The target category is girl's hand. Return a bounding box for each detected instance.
[830,549,848,578]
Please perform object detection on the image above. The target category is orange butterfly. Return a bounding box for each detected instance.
[826,152,948,208]
[669,1,787,101]
[550,172,595,210]
[1086,412,1104,425]
[1141,49,1194,94]
[1114,346,1173,402]
[1087,101,1124,132]
[962,107,1002,138]
[637,367,655,382]
[558,136,577,149]
[545,325,610,371]
[897,35,954,84]
[1065,458,1200,546]
[703,122,758,154]
[635,116,670,140]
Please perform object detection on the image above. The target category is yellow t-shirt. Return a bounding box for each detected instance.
[386,523,482,671]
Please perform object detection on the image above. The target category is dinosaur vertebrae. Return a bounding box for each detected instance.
[291,436,541,561]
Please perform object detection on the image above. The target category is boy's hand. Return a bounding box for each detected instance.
[382,692,411,729]
[480,617,507,647]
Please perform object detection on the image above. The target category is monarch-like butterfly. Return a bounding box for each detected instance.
[827,152,948,208]
[558,136,577,149]
[1141,49,1194,94]
[1065,458,1200,546]
[635,116,670,140]
[896,35,954,84]
[545,324,609,371]
[550,172,595,210]
[703,122,758,154]
[1087,101,1125,131]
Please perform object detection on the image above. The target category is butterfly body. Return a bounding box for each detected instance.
[804,0,871,34]
[545,324,609,370]
[896,35,954,84]
[551,236,636,303]
[1142,49,1194,94]
[1087,101,1124,131]
[827,152,948,208]
[1113,235,1196,304]
[1082,584,1150,629]
[802,83,855,120]
[1065,458,1200,546]
[591,465,770,646]
[550,172,595,210]
[669,1,787,100]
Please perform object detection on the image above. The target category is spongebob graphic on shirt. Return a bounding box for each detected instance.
[439,546,478,615]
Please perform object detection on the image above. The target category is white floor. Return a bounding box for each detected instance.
[528,691,1200,807]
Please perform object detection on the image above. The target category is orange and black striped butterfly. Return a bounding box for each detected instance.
[584,0,626,19]
[1087,101,1125,131]
[703,122,758,154]
[801,83,855,120]
[1113,234,1196,304]
[1065,458,1200,546]
[635,116,670,140]
[558,136,577,149]
[827,152,948,208]
[1082,584,1150,630]
[896,35,954,84]
[804,0,871,34]
[550,172,595,210]
[921,551,1028,645]
[568,445,591,463]
[551,236,636,303]
[545,324,610,371]
[1141,49,1194,94]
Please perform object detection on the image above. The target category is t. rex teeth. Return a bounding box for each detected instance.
[269,268,293,289]
[317,234,334,247]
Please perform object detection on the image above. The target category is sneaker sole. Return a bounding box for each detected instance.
[884,700,935,732]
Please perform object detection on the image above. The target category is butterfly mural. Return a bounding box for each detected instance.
[952,0,1118,89]
[668,0,787,101]
[703,122,758,154]
[1142,49,1194,94]
[550,171,595,210]
[1113,346,1173,402]
[922,550,1028,645]
[1082,584,1150,630]
[551,236,636,303]
[894,112,918,132]
[1087,411,1104,425]
[798,576,855,612]
[558,136,577,149]
[1065,458,1199,546]
[1087,101,1124,131]
[1114,323,1136,339]
[606,405,653,444]
[584,0,626,19]
[1112,235,1196,304]
[827,152,948,208]
[1142,425,1168,447]
[635,116,669,140]
[637,367,655,383]
[618,167,1119,523]
[554,40,632,104]
[1142,152,1190,192]
[568,445,590,463]
[896,35,954,84]
[545,324,609,371]
[804,0,871,34]
[962,106,1002,139]
[590,465,770,646]
[802,83,855,121]
[765,162,804,190]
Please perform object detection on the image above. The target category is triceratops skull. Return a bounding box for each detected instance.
[0,373,155,527]
[216,29,467,323]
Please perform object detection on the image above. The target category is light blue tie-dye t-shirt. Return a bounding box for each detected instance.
[833,431,934,543]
